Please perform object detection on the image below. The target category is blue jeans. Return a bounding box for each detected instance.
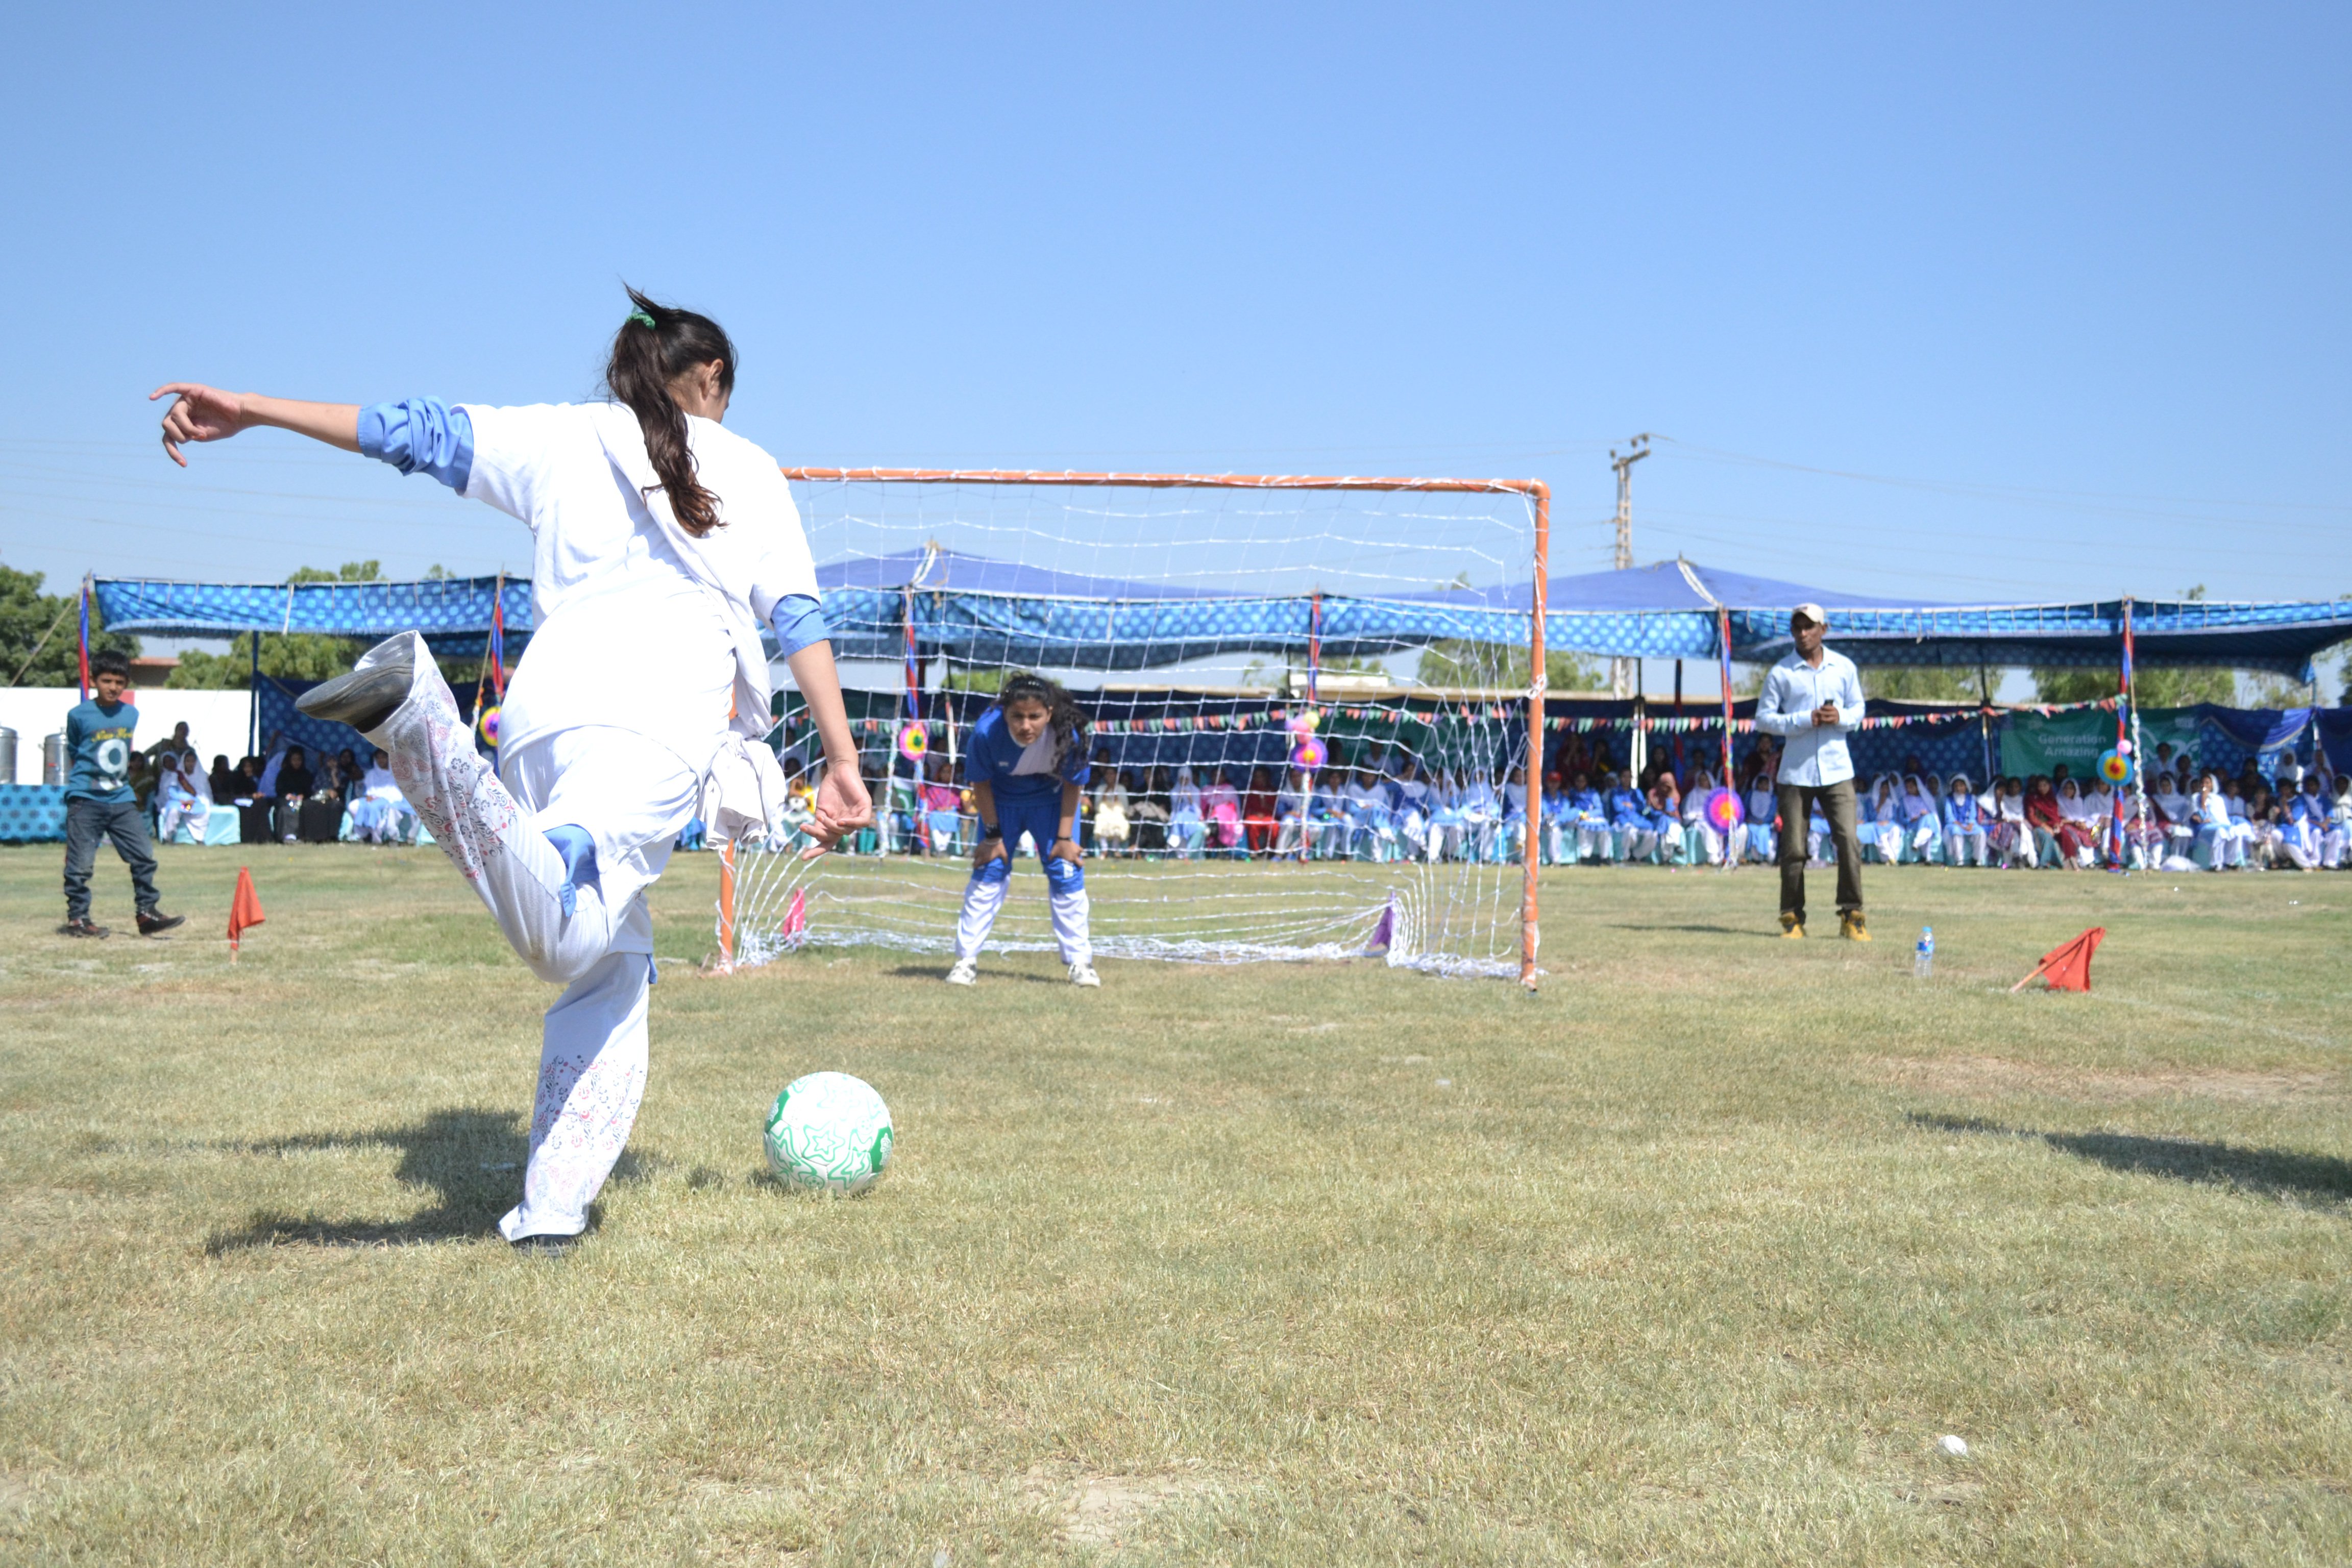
[63,796,160,921]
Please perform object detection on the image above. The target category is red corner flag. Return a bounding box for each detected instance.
[2011,926,2104,993]
[228,867,265,959]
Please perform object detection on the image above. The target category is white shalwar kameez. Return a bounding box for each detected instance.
[359,401,819,1242]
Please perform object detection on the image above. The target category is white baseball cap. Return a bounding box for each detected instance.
[1790,602,1827,626]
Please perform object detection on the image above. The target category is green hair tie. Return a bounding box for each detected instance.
[627,310,657,329]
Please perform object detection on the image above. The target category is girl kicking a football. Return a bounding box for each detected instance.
[946,674,1099,987]
[153,290,873,1252]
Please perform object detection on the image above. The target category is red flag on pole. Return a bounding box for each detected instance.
[228,867,265,959]
[2011,926,2104,993]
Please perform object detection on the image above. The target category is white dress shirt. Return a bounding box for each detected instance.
[1754,646,1866,788]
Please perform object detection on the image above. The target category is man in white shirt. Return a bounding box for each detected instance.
[1754,604,1870,940]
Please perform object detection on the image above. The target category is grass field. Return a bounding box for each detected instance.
[4,843,2349,1565]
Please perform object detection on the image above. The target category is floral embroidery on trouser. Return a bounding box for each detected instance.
[499,948,650,1242]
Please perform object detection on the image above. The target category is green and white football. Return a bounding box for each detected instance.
[764,1071,892,1196]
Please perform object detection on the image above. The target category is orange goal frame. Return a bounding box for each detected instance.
[717,467,1553,988]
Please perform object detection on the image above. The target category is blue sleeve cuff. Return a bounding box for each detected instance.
[769,595,831,657]
[357,398,473,492]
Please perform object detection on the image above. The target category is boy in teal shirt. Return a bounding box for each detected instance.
[60,650,185,938]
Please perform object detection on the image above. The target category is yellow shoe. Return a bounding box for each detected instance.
[1841,911,1871,941]
[1780,913,1805,939]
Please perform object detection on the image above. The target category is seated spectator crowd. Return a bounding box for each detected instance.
[781,737,2352,875]
[125,727,421,849]
[122,719,2352,878]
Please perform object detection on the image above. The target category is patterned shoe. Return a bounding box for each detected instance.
[1779,913,1804,939]
[1841,910,1871,942]
[1068,961,1102,988]
[945,957,977,986]
[509,1234,576,1258]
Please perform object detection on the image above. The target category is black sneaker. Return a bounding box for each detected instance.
[137,910,187,937]
[59,917,109,939]
[295,634,416,732]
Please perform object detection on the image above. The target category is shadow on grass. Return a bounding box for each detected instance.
[1914,1112,2352,1209]
[206,1107,651,1252]
[884,962,1067,984]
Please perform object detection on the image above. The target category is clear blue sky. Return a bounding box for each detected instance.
[3,5,2345,638]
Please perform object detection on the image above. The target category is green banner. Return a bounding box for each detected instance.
[2001,707,2205,781]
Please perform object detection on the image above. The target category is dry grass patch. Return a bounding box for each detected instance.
[1858,1052,2340,1105]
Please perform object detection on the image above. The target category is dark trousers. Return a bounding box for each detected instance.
[63,796,160,921]
[1777,777,1865,921]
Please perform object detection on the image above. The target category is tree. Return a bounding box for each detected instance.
[2030,586,2235,707]
[2030,664,2235,706]
[1,565,139,686]
[1861,666,1977,701]
[1414,641,1605,693]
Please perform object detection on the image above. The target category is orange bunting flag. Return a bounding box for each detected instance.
[227,866,265,959]
[2011,926,2104,994]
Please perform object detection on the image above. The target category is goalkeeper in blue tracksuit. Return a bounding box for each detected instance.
[945,674,1099,988]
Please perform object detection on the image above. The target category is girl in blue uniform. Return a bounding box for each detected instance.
[1605,770,1655,863]
[1941,773,1987,866]
[1900,774,1943,863]
[1743,770,1778,863]
[946,674,1098,986]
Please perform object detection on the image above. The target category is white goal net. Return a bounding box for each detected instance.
[717,470,1549,981]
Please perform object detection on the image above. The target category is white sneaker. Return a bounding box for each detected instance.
[945,957,977,986]
[1068,961,1101,988]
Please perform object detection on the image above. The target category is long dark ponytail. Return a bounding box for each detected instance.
[604,286,737,537]
[997,672,1090,770]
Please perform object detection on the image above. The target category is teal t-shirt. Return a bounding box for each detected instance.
[64,698,138,803]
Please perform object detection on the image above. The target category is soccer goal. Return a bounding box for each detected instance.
[716,469,1553,984]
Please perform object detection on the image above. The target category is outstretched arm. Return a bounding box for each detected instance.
[783,640,874,855]
[152,385,360,467]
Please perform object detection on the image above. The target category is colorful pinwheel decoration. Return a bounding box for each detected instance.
[1288,709,1327,772]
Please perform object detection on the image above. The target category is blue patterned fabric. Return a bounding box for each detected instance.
[96,559,2352,677]
[0,785,68,844]
[93,576,533,660]
[254,675,492,773]
[812,549,2352,677]
[2321,710,2352,776]
[1731,599,2352,678]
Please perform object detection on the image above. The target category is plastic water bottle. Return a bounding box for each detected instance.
[1914,926,1934,978]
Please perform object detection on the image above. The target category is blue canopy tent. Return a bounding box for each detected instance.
[1404,558,2352,679]
[94,556,2352,689]
[814,549,2352,679]
[94,574,529,761]
[93,575,533,657]
[817,546,1525,668]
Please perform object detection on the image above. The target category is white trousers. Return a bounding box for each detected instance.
[360,633,699,1241]
[158,798,208,843]
[953,855,1093,965]
[1944,827,1986,866]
